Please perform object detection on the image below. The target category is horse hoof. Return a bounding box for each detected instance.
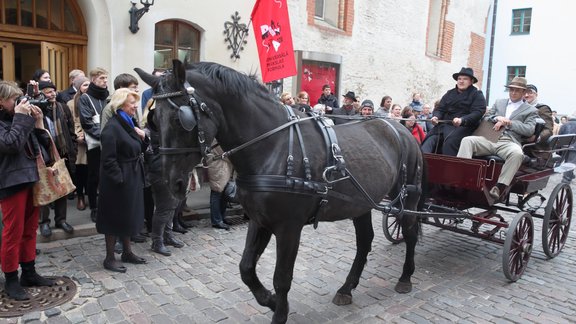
[332,292,352,305]
[394,281,412,294]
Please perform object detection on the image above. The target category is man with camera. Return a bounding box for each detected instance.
[36,81,77,237]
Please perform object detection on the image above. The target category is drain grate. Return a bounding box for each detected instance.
[0,276,77,318]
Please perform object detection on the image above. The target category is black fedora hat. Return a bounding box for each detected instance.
[452,67,478,84]
[342,91,357,102]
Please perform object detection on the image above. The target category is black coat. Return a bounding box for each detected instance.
[433,85,486,128]
[96,114,147,236]
[56,86,76,104]
[0,112,51,199]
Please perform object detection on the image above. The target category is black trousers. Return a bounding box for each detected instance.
[86,148,101,210]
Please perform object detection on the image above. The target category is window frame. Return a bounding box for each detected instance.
[506,66,526,85]
[511,8,532,35]
[154,20,200,70]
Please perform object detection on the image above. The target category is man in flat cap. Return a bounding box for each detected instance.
[523,84,554,144]
[457,77,538,200]
[37,81,77,237]
[421,67,487,156]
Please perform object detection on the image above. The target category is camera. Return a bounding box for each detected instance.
[16,83,49,110]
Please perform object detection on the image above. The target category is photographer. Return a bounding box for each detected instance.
[0,80,55,300]
[36,81,77,237]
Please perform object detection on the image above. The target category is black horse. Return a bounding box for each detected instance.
[136,60,426,324]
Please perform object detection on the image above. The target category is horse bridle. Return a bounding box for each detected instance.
[152,74,214,158]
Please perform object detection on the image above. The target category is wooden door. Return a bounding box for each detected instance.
[0,42,15,81]
[41,41,69,90]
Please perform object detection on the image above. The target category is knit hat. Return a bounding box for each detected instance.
[73,76,89,91]
[526,84,538,93]
[38,81,56,91]
[361,99,374,109]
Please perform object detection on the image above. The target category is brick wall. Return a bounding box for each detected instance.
[467,32,486,87]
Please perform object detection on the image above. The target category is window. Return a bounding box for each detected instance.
[426,0,452,61]
[314,0,342,29]
[154,21,200,69]
[1,0,82,33]
[511,8,531,34]
[507,66,526,84]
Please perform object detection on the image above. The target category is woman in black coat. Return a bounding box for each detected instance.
[97,88,148,273]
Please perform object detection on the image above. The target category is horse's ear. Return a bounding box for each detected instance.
[134,68,159,87]
[172,59,186,86]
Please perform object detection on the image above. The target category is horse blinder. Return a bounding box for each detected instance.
[178,104,197,131]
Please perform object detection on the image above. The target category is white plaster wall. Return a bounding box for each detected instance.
[78,0,490,105]
[288,0,490,106]
[487,0,576,115]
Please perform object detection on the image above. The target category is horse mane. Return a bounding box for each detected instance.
[187,62,275,102]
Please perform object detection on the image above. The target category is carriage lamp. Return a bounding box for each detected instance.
[129,0,155,34]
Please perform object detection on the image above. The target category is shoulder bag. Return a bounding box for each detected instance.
[33,131,76,206]
[83,94,101,150]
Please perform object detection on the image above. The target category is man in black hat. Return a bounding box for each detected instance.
[421,67,487,156]
[331,91,358,124]
[37,81,77,237]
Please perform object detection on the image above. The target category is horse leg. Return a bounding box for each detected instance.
[269,224,303,324]
[239,220,276,311]
[333,212,374,306]
[395,214,418,293]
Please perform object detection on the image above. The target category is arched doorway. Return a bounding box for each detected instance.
[0,0,87,90]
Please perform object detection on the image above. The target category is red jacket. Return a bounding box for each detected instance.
[410,123,426,144]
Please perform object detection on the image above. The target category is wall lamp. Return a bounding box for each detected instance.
[129,0,154,34]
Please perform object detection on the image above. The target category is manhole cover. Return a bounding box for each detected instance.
[0,276,77,318]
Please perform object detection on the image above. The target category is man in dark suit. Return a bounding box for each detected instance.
[421,67,487,156]
[56,69,85,104]
[457,77,538,200]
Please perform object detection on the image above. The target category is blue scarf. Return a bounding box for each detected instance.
[117,110,135,128]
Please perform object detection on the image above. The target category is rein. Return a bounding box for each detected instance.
[326,115,452,123]
[215,115,318,160]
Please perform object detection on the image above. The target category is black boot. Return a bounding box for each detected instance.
[4,271,30,301]
[172,221,188,234]
[90,208,98,223]
[20,261,55,287]
[164,232,185,248]
[151,238,171,256]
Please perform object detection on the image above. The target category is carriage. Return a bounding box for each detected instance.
[383,134,576,281]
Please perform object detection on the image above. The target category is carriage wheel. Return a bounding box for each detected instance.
[382,212,404,244]
[502,212,534,282]
[542,183,573,258]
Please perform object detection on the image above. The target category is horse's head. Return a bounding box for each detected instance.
[135,59,216,199]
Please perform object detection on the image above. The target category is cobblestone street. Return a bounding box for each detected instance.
[2,175,575,323]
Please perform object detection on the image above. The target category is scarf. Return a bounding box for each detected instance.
[117,110,135,128]
[86,83,109,100]
[47,103,69,157]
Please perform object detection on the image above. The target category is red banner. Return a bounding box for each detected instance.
[251,0,297,83]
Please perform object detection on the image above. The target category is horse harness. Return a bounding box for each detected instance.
[154,79,413,227]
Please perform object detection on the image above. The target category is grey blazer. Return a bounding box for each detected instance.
[485,98,538,144]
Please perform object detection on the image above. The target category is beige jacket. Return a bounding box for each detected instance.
[207,143,233,192]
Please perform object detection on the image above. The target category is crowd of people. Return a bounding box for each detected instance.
[0,67,239,298]
[281,67,573,199]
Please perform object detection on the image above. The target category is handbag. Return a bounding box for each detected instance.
[223,180,238,203]
[83,94,101,150]
[33,132,76,206]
